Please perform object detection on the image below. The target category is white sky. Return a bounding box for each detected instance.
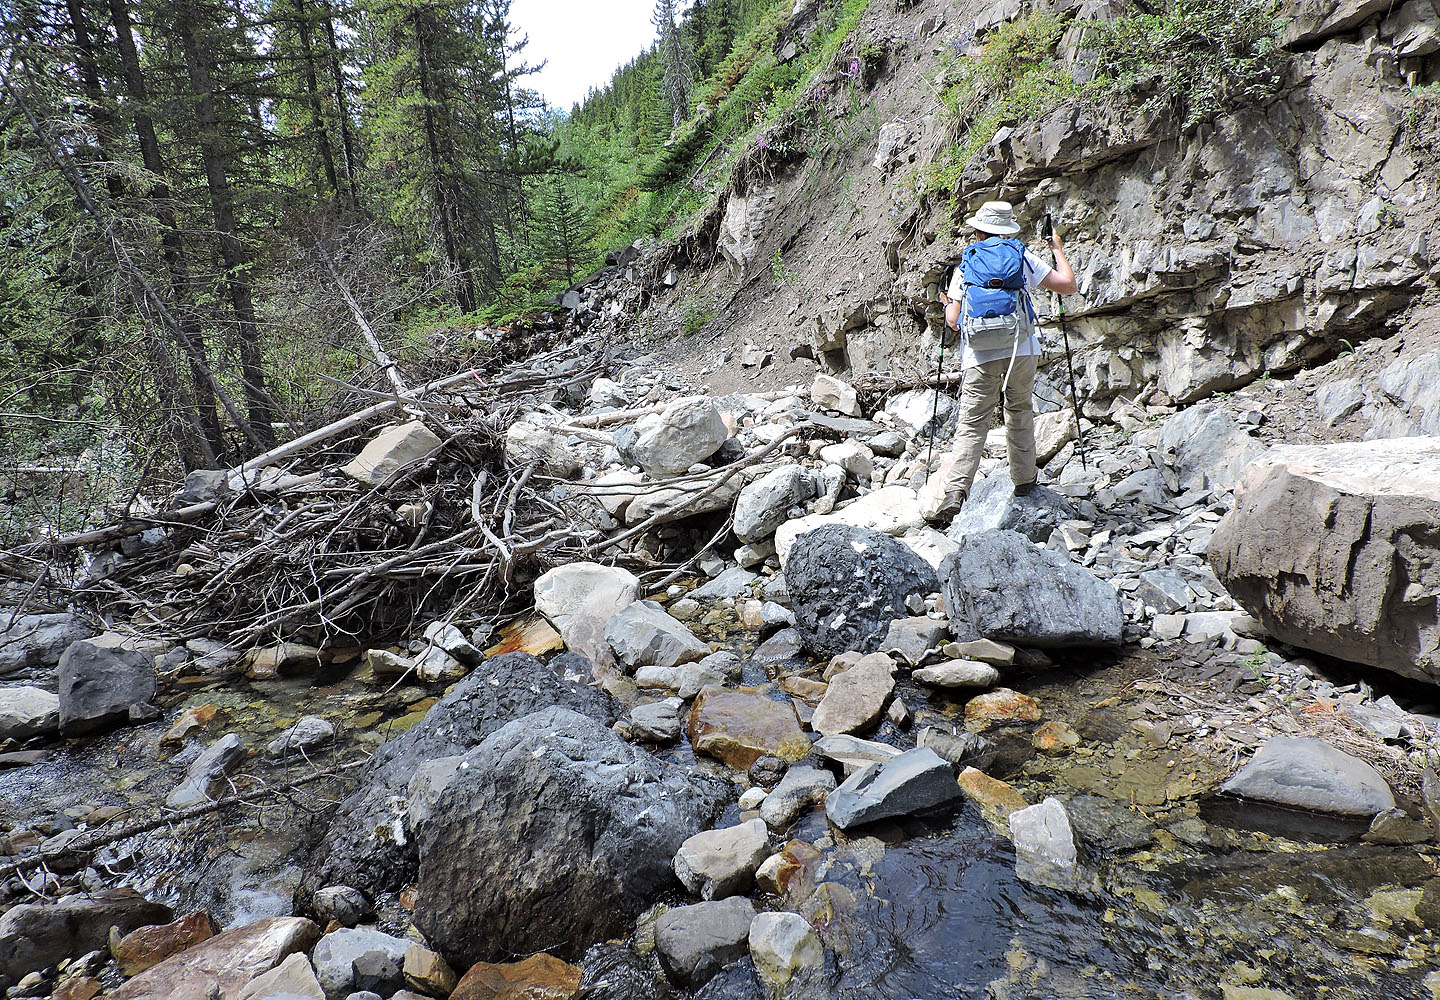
[510,0,677,112]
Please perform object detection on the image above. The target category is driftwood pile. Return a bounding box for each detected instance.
[1,344,782,652]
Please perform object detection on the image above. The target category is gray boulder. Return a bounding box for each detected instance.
[296,653,611,908]
[0,686,60,741]
[57,639,157,736]
[0,612,93,676]
[758,766,836,830]
[824,747,962,830]
[413,707,731,967]
[940,530,1123,647]
[786,524,939,659]
[606,601,711,669]
[0,889,171,987]
[311,927,410,1000]
[633,396,729,476]
[945,472,1077,543]
[165,732,246,808]
[1010,797,1086,893]
[1210,438,1440,684]
[1219,737,1396,818]
[654,897,757,986]
[734,465,814,544]
[1157,403,1263,494]
[673,817,769,900]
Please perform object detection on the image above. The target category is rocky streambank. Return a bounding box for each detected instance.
[5,331,1440,1000]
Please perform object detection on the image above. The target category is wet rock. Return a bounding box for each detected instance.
[414,707,730,966]
[880,617,949,667]
[110,910,218,976]
[687,689,811,769]
[812,735,901,775]
[401,945,456,997]
[748,912,823,990]
[0,889,172,986]
[0,612,93,676]
[810,652,894,736]
[361,648,412,680]
[244,641,322,680]
[606,601,711,669]
[655,897,757,986]
[758,766,837,829]
[749,628,804,671]
[505,421,581,477]
[1219,736,1396,818]
[1157,403,1263,494]
[237,952,324,1000]
[1033,720,1081,754]
[311,887,370,928]
[450,953,582,1000]
[775,485,926,564]
[964,688,1042,729]
[956,767,1028,833]
[165,733,245,809]
[312,927,410,999]
[1210,438,1440,684]
[266,717,335,757]
[941,530,1123,647]
[108,917,320,1000]
[0,686,59,741]
[674,818,770,900]
[298,653,611,908]
[945,473,1077,543]
[342,421,442,485]
[534,562,641,660]
[57,639,157,737]
[633,396,729,476]
[913,659,1000,689]
[631,698,683,743]
[810,374,860,416]
[734,465,814,544]
[825,747,962,830]
[750,755,788,786]
[1010,797,1085,892]
[787,524,938,658]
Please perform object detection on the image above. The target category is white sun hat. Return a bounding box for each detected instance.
[965,200,1022,235]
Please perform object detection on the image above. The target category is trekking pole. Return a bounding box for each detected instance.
[926,322,946,470]
[1044,213,1088,471]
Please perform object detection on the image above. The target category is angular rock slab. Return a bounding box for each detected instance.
[945,473,1077,544]
[312,926,411,999]
[414,707,730,967]
[654,897,757,987]
[1210,438,1440,684]
[786,524,939,659]
[774,485,926,565]
[687,688,810,770]
[0,686,59,741]
[236,952,324,1000]
[941,529,1123,648]
[1010,797,1085,893]
[108,917,321,1000]
[734,464,814,544]
[824,747,962,830]
[534,561,640,659]
[297,653,611,908]
[1219,736,1396,818]
[57,639,157,737]
[758,766,837,830]
[342,421,442,485]
[605,600,711,669]
[810,652,894,736]
[1157,403,1263,495]
[633,396,729,476]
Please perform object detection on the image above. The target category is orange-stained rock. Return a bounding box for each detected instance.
[54,978,103,1000]
[160,705,220,745]
[755,840,824,898]
[957,767,1028,834]
[111,910,219,976]
[963,688,1041,730]
[108,916,320,1000]
[484,617,563,658]
[687,688,810,769]
[780,675,828,703]
[1033,720,1081,754]
[452,953,582,1000]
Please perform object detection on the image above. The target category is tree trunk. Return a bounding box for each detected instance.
[176,0,278,448]
[105,0,227,467]
[319,0,362,209]
[292,0,341,201]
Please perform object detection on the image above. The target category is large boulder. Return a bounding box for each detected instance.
[945,473,1077,543]
[1219,737,1395,817]
[534,562,640,659]
[824,747,963,830]
[342,421,443,485]
[1209,439,1440,684]
[0,889,172,988]
[654,898,757,987]
[297,653,611,908]
[413,706,731,967]
[0,686,59,741]
[733,465,814,543]
[774,485,925,565]
[107,916,321,1000]
[686,688,811,769]
[311,926,411,999]
[0,612,92,676]
[633,396,729,476]
[1156,403,1264,495]
[940,530,1123,648]
[57,639,157,736]
[605,601,711,669]
[786,524,939,658]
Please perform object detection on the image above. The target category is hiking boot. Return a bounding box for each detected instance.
[1013,479,1037,497]
[922,491,967,526]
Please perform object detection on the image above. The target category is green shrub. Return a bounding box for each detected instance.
[681,300,718,335]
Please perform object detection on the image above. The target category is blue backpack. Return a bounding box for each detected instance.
[945,237,1036,352]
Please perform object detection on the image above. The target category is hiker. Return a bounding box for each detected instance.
[922,200,1077,523]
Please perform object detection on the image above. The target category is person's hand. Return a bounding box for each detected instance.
[1049,231,1064,252]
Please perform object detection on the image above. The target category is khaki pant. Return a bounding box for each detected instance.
[934,354,1038,505]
